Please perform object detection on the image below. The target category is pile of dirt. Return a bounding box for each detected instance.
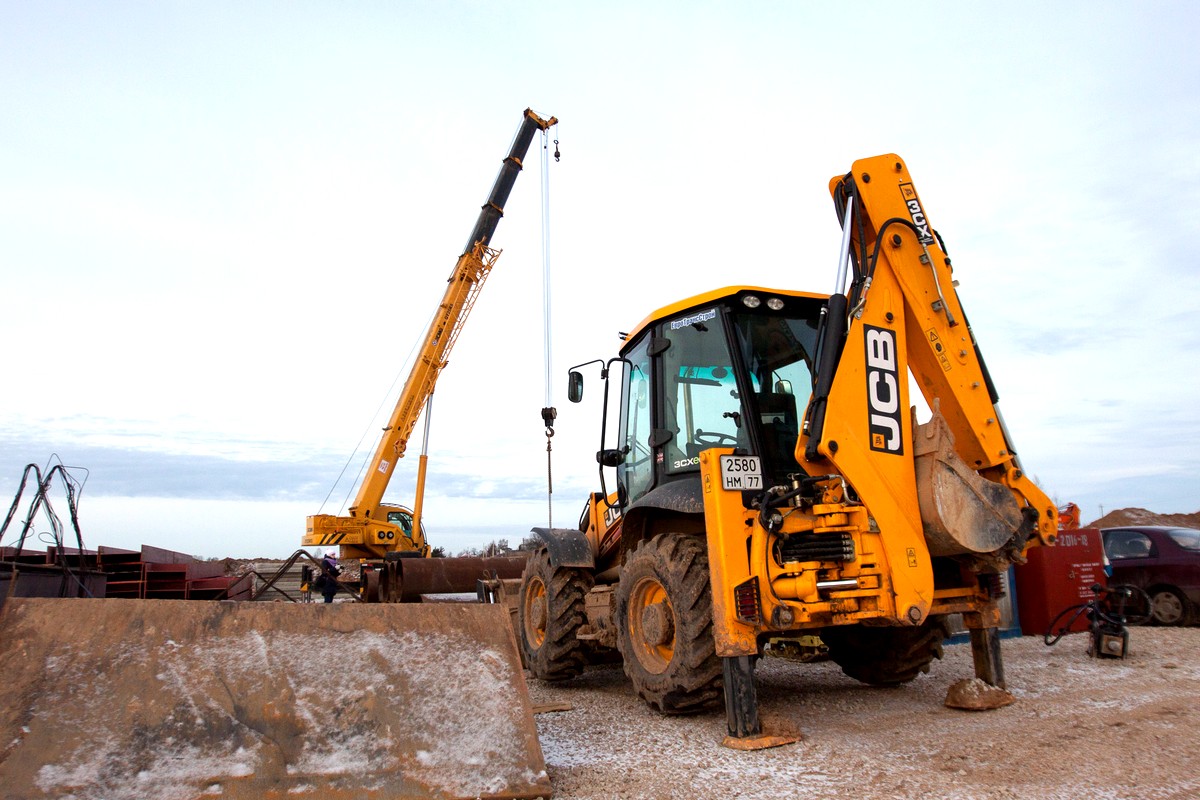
[1087,507,1200,529]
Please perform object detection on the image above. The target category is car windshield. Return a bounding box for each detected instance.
[1166,528,1200,550]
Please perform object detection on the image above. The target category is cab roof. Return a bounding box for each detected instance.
[622,285,828,346]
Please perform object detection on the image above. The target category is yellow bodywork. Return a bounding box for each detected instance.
[305,503,429,561]
[518,152,1056,748]
[693,154,1056,659]
[823,156,1056,548]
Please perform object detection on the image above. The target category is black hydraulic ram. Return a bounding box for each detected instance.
[803,192,856,462]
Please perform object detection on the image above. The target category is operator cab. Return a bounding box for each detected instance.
[382,504,428,547]
[587,288,826,508]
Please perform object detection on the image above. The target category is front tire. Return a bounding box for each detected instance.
[518,546,593,681]
[614,533,722,714]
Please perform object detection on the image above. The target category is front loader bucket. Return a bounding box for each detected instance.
[0,598,551,800]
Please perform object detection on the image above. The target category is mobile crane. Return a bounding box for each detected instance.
[304,108,557,602]
[517,154,1057,748]
[0,111,561,800]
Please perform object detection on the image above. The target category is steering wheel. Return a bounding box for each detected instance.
[694,429,738,446]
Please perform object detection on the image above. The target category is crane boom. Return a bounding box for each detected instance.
[349,241,500,518]
[305,108,556,561]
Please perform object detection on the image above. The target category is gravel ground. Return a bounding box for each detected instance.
[526,627,1200,800]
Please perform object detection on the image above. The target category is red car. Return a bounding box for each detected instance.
[1101,526,1200,626]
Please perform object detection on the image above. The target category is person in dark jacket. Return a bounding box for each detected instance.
[319,552,341,603]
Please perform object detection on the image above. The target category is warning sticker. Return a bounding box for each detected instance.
[926,329,953,372]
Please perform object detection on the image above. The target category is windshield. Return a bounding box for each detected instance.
[613,292,826,503]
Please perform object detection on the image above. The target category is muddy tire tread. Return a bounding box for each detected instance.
[823,617,950,686]
[615,533,722,714]
[519,546,594,682]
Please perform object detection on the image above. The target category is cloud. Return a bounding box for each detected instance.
[0,426,580,509]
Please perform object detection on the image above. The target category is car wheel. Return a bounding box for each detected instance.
[1148,587,1188,626]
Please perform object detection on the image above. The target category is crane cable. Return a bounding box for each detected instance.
[539,122,560,528]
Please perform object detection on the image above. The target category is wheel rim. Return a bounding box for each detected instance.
[628,576,675,674]
[523,576,548,647]
[1151,591,1183,624]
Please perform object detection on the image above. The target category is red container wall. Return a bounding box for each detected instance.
[1014,528,1106,636]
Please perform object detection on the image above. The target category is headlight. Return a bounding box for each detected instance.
[742,295,761,308]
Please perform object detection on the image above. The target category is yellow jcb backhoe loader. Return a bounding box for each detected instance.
[517,154,1057,749]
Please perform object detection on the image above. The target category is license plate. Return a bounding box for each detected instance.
[719,454,762,491]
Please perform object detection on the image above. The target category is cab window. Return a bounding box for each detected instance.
[731,310,818,478]
[661,309,744,474]
[618,336,654,502]
[387,510,415,540]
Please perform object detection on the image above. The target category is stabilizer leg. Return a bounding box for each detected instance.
[723,655,761,738]
[945,621,1015,710]
[969,626,1006,689]
[720,655,798,750]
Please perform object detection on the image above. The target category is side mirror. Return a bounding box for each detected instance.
[568,370,584,403]
[597,448,625,468]
[774,379,793,396]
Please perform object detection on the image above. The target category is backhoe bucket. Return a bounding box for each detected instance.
[913,409,1023,558]
[0,598,551,800]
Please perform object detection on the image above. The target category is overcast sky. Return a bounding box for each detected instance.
[2,2,1197,559]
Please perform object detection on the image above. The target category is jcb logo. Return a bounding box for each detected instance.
[899,183,935,245]
[865,326,903,455]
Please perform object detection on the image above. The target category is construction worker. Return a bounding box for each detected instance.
[319,552,341,603]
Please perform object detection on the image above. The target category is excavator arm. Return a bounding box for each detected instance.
[799,154,1057,600]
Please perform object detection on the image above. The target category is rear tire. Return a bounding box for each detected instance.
[519,546,593,681]
[614,533,722,714]
[822,618,949,686]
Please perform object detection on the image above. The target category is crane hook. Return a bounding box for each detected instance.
[553,138,560,162]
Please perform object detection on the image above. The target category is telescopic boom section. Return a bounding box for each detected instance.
[349,108,556,521]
